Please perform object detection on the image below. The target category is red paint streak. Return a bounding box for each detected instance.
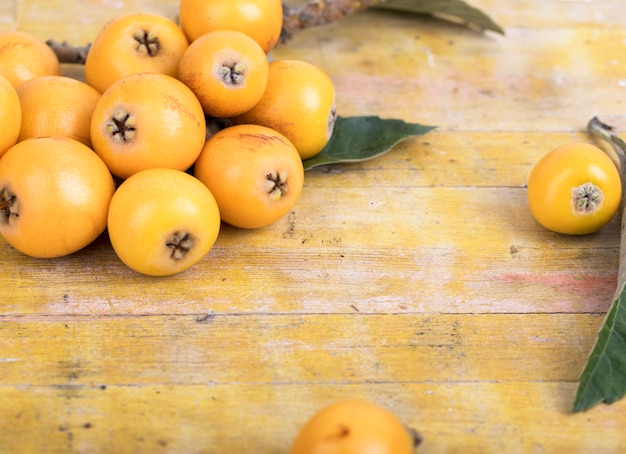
[499,273,616,298]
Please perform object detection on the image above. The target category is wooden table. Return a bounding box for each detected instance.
[3,1,626,452]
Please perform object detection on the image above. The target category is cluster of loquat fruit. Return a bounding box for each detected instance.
[0,0,337,276]
[0,4,424,450]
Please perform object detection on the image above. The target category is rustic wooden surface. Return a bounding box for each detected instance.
[2,0,626,452]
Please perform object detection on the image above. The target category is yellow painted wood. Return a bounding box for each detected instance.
[2,0,626,452]
[1,382,626,453]
[0,314,604,384]
[3,184,620,316]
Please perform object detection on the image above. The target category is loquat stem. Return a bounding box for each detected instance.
[587,116,626,211]
[588,117,626,172]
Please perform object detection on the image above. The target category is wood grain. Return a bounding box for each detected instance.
[2,0,626,452]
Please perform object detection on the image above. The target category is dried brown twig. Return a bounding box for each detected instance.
[47,0,378,63]
[46,40,91,64]
[280,0,383,42]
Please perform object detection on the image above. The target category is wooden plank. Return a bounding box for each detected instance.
[2,185,619,315]
[0,314,606,385]
[1,382,625,453]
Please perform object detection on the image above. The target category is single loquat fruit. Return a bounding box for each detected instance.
[16,75,101,147]
[179,0,283,53]
[290,399,417,454]
[84,12,189,93]
[90,72,206,179]
[193,124,304,229]
[178,29,269,118]
[107,168,221,276]
[0,137,115,258]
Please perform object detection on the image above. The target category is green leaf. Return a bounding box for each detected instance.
[302,116,435,171]
[573,290,626,412]
[573,117,626,412]
[373,0,505,35]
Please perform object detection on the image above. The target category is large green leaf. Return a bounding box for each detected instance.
[373,0,505,35]
[573,117,626,412]
[302,116,435,171]
[573,291,626,412]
